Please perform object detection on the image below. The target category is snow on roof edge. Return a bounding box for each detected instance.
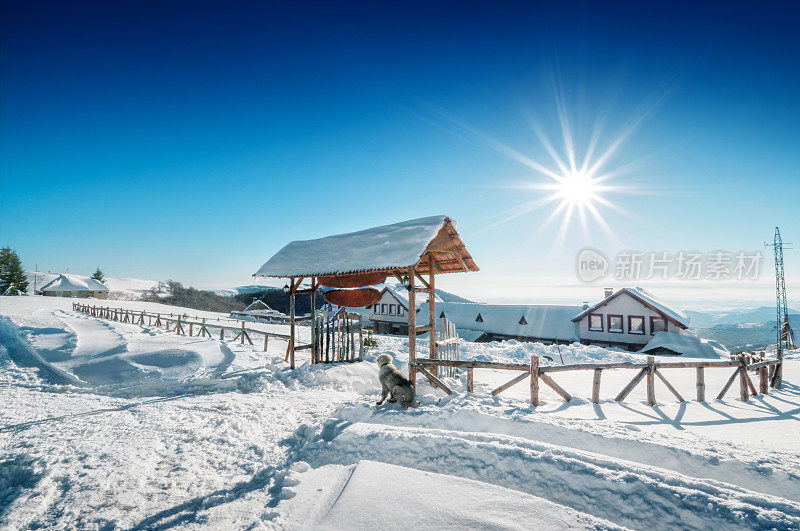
[254,215,450,278]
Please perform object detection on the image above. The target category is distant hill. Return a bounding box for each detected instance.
[686,306,800,328]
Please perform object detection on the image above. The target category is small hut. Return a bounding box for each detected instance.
[253,215,478,385]
[40,274,109,299]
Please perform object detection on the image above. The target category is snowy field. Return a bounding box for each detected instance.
[2,296,800,529]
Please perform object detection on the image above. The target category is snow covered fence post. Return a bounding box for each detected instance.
[738,355,749,402]
[696,367,705,402]
[646,356,656,406]
[530,355,539,406]
[592,368,602,404]
[759,365,769,395]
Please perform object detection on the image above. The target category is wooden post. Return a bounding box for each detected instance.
[220,328,224,340]
[759,365,769,395]
[646,356,656,406]
[738,357,749,402]
[289,279,296,370]
[592,368,602,404]
[310,278,317,364]
[696,367,705,402]
[408,269,416,389]
[467,367,474,393]
[189,323,193,337]
[264,333,269,352]
[358,314,364,362]
[428,254,437,377]
[530,355,539,406]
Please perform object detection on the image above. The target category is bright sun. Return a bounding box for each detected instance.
[556,171,597,206]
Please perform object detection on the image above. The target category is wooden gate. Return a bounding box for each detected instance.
[312,308,364,363]
[435,316,460,377]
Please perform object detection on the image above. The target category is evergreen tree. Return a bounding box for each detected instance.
[0,247,29,295]
[91,267,105,283]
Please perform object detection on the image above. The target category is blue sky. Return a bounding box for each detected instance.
[2,1,799,307]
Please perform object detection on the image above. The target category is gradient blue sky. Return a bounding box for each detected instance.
[2,1,799,307]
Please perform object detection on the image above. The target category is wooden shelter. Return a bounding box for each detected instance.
[253,215,478,386]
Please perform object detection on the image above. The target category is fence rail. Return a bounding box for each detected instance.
[72,303,365,366]
[415,353,783,406]
[72,303,291,352]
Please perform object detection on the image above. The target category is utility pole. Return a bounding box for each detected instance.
[765,227,794,388]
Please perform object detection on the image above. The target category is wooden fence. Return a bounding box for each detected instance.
[72,303,364,366]
[414,353,783,406]
[309,308,364,363]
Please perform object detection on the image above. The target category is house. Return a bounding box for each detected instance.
[419,301,582,344]
[572,287,689,349]
[369,284,442,335]
[39,274,109,299]
[230,299,290,323]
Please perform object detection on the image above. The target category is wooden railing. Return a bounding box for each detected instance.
[72,303,291,352]
[72,303,366,366]
[414,353,783,406]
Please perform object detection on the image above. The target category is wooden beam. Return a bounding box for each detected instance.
[428,253,437,377]
[408,268,416,388]
[717,367,741,400]
[738,362,749,402]
[615,368,647,402]
[646,356,656,406]
[539,373,571,402]
[414,271,431,290]
[592,368,602,404]
[491,372,530,396]
[696,367,705,402]
[530,355,539,406]
[416,365,452,395]
[655,369,684,402]
[414,358,529,371]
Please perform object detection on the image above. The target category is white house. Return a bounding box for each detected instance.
[39,274,109,299]
[571,287,689,349]
[369,284,443,335]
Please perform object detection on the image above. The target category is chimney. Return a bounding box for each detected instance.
[604,287,613,299]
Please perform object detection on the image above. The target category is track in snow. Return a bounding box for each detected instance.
[291,420,800,530]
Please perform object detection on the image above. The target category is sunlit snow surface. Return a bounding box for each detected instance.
[1,295,799,529]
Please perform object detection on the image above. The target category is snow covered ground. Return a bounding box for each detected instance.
[2,295,800,529]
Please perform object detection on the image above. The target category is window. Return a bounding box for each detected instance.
[607,314,623,333]
[475,313,484,323]
[650,317,667,334]
[382,304,387,314]
[589,313,603,331]
[397,307,404,317]
[389,304,395,315]
[519,316,528,325]
[628,316,645,335]
[373,304,380,315]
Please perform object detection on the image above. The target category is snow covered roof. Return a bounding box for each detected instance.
[40,274,108,292]
[383,283,443,309]
[420,302,582,341]
[254,216,478,278]
[572,287,690,328]
[244,300,271,312]
[639,331,729,358]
